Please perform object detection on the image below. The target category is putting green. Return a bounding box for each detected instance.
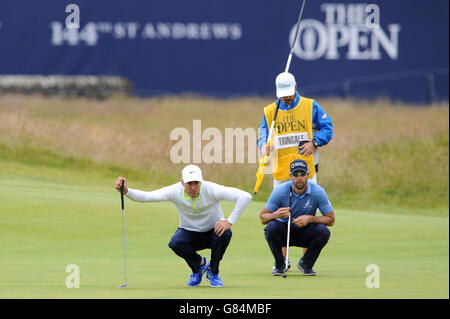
[0,175,448,299]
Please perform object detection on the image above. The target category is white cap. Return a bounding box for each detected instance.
[181,164,203,183]
[275,72,296,98]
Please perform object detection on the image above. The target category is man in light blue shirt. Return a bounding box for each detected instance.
[259,159,335,276]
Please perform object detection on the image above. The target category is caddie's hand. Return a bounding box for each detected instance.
[214,220,232,237]
[114,177,128,195]
[293,215,313,228]
[261,144,271,156]
[299,141,315,156]
[276,207,291,219]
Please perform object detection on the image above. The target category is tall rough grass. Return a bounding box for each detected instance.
[0,94,448,215]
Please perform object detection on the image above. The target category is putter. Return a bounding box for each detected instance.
[118,180,129,289]
[283,188,293,278]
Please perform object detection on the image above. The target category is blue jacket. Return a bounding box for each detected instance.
[257,91,333,150]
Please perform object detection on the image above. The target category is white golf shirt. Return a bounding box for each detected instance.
[126,181,252,232]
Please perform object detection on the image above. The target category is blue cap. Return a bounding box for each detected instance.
[289,159,309,174]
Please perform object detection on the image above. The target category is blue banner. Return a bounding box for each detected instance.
[0,0,448,103]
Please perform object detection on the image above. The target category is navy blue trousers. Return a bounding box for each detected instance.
[168,227,232,274]
[264,220,330,269]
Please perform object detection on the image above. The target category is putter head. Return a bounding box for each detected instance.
[282,264,288,278]
[117,282,129,289]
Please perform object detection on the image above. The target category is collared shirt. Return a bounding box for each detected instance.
[257,91,333,149]
[126,181,252,232]
[265,180,333,225]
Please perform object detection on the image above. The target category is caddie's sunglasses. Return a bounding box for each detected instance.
[292,171,307,177]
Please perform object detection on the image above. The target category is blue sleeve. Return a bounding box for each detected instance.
[257,114,269,150]
[265,188,282,213]
[317,189,333,215]
[312,100,333,146]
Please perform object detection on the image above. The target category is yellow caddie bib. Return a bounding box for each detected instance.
[263,97,316,181]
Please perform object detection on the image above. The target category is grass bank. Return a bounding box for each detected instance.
[0,94,448,216]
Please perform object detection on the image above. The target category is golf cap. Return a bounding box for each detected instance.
[289,159,309,174]
[181,164,203,183]
[275,72,296,98]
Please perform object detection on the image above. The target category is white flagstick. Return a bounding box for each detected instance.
[284,0,307,73]
[270,0,307,157]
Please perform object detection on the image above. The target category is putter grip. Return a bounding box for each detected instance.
[120,182,124,210]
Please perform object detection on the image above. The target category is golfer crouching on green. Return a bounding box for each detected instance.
[260,159,335,277]
[114,164,252,287]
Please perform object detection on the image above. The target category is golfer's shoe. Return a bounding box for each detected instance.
[187,257,209,287]
[272,258,290,272]
[206,269,224,288]
[271,266,286,276]
[297,258,316,276]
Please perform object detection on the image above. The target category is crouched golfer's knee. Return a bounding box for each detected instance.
[264,220,283,241]
[213,229,232,242]
[168,236,187,251]
[315,224,331,244]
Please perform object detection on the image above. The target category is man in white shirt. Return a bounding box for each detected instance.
[114,164,252,288]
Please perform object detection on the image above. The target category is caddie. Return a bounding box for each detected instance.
[257,71,333,185]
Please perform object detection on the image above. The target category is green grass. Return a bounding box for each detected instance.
[0,94,448,298]
[0,173,448,299]
[319,129,449,216]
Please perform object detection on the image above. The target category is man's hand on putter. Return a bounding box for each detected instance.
[276,207,291,219]
[293,215,313,228]
[214,220,232,237]
[115,177,128,195]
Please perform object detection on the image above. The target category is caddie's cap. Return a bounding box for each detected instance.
[275,72,296,98]
[181,164,203,183]
[289,159,309,174]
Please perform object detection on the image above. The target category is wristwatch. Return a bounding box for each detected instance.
[312,139,319,148]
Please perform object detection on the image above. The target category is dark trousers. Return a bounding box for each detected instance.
[168,227,232,274]
[264,220,330,269]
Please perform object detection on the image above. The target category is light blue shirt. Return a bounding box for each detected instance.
[265,181,333,226]
[257,91,333,150]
